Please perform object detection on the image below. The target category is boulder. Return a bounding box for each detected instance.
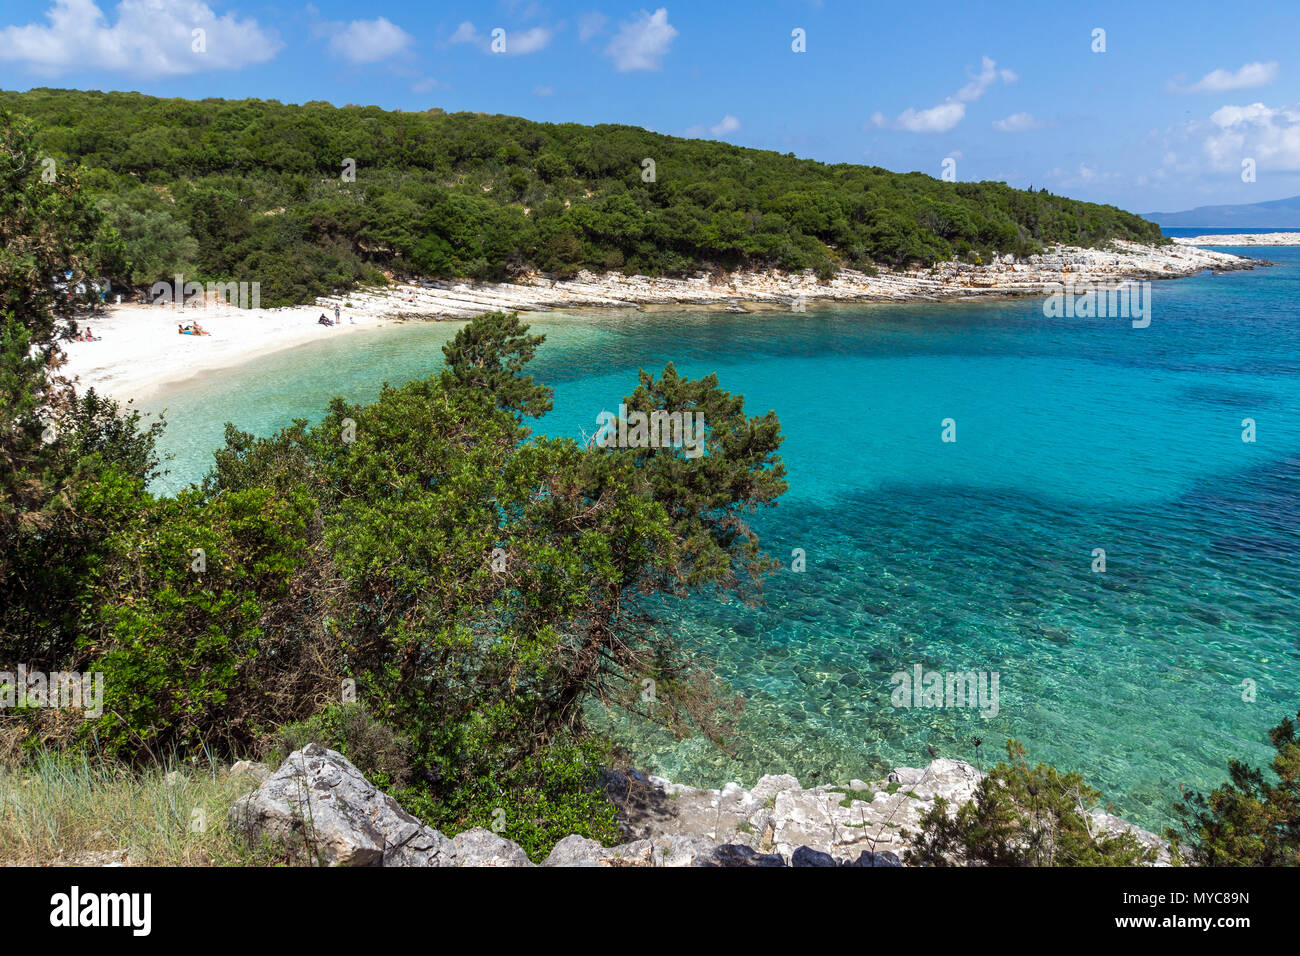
[227,743,451,867]
[542,834,609,867]
[447,828,532,867]
[694,844,786,868]
[790,846,838,867]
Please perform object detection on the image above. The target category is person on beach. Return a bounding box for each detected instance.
[334,304,340,323]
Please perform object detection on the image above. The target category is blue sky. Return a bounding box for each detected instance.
[2,0,1298,213]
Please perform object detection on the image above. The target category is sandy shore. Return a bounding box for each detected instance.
[1172,232,1300,246]
[62,303,391,403]
[63,240,1255,404]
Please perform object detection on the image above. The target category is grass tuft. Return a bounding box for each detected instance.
[0,750,274,866]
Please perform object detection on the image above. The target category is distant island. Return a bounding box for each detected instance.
[0,88,1165,308]
[1144,193,1300,229]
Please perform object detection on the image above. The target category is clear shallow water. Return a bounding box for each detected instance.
[143,248,1300,829]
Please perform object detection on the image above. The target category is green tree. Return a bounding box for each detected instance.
[438,311,552,419]
[98,200,199,286]
[60,310,785,848]
[1170,706,1300,866]
[906,741,1157,866]
[0,109,159,670]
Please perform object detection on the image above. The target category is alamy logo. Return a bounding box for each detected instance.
[1041,280,1151,328]
[594,404,706,459]
[50,886,151,936]
[891,664,1000,719]
[1,665,103,718]
[151,273,260,309]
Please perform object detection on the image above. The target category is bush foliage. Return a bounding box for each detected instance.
[0,88,1164,305]
[1170,708,1300,866]
[905,741,1158,866]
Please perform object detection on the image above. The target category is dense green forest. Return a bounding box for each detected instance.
[0,88,1164,307]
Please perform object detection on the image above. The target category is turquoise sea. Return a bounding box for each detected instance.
[142,248,1300,830]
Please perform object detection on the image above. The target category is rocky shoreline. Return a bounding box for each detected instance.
[1172,231,1300,246]
[226,745,1170,867]
[64,240,1258,406]
[315,240,1255,321]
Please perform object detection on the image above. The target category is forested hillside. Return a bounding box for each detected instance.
[1,88,1164,306]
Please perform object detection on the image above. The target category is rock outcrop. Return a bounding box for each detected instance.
[315,241,1257,322]
[605,759,1169,866]
[228,743,455,866]
[229,745,1168,867]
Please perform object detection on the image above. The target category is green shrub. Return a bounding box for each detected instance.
[86,484,343,760]
[906,741,1156,866]
[1169,706,1300,866]
[261,704,413,792]
[396,736,623,862]
[260,707,621,862]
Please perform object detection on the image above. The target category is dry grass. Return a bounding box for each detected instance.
[0,749,277,866]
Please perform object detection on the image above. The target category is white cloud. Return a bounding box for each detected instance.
[449,21,479,45]
[605,8,677,72]
[896,102,965,133]
[532,84,554,96]
[327,18,412,65]
[686,114,740,138]
[711,114,740,136]
[411,76,445,93]
[509,26,554,55]
[0,0,280,77]
[578,11,608,43]
[1204,101,1300,171]
[874,55,1014,133]
[956,55,1017,102]
[1171,61,1279,94]
[447,21,553,55]
[993,111,1044,132]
